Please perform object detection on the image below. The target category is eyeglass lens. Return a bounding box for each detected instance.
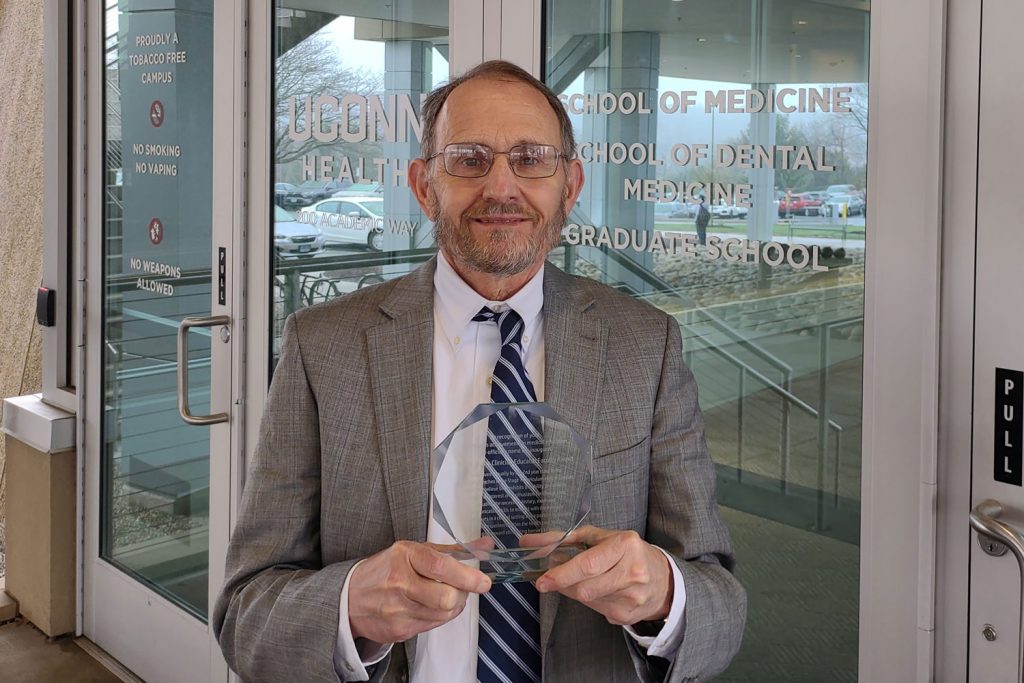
[442,143,560,178]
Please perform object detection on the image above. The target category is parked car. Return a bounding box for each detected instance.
[823,194,865,217]
[282,179,346,208]
[825,183,859,198]
[654,201,685,220]
[711,201,748,219]
[299,196,386,250]
[778,192,824,217]
[671,202,698,218]
[332,181,385,198]
[274,182,298,207]
[274,205,325,258]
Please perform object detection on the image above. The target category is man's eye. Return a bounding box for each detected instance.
[452,152,487,167]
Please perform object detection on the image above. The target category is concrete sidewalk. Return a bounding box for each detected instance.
[0,619,124,683]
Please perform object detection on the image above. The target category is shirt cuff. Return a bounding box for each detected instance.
[334,560,393,680]
[623,547,687,659]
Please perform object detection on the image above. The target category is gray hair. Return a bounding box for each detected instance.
[419,60,576,161]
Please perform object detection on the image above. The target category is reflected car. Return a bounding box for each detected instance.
[284,180,346,207]
[711,202,748,219]
[825,183,859,198]
[299,196,386,251]
[778,192,824,217]
[332,182,385,198]
[275,182,298,207]
[654,201,685,220]
[672,203,698,218]
[823,194,865,217]
[274,205,326,259]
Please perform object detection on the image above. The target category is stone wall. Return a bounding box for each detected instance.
[0,0,45,567]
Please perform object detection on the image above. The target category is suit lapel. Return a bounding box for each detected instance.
[366,259,437,544]
[539,263,609,655]
[365,259,438,671]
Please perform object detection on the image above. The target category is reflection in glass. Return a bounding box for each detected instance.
[546,1,868,679]
[101,0,214,619]
[271,2,449,366]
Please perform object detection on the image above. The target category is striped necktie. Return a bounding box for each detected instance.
[472,306,542,683]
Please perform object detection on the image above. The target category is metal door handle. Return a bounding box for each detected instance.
[177,315,231,425]
[970,499,1024,682]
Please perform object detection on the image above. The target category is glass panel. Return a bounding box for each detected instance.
[271,0,449,365]
[545,1,867,679]
[102,0,214,619]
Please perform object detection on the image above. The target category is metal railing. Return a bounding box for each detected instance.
[566,242,862,530]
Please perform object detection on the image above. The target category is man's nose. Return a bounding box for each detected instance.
[480,154,522,203]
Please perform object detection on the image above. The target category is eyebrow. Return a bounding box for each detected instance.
[445,139,549,148]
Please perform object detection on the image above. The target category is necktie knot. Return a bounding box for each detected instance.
[473,307,526,353]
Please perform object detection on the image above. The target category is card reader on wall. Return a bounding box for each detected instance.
[36,287,56,327]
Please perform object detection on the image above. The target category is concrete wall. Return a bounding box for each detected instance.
[4,435,76,636]
[0,0,45,555]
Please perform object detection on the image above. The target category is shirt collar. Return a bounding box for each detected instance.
[434,251,544,347]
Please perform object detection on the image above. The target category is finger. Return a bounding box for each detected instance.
[562,525,618,547]
[557,565,628,606]
[463,536,496,552]
[403,575,471,613]
[424,541,469,554]
[518,530,566,548]
[535,541,623,592]
[408,544,492,593]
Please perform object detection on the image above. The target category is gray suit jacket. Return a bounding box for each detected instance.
[214,258,746,682]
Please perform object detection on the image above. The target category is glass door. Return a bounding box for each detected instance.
[84,1,241,681]
[541,1,868,679]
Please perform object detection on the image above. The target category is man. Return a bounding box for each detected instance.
[695,195,710,246]
[214,60,745,682]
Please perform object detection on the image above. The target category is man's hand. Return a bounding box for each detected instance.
[532,526,673,626]
[348,541,492,644]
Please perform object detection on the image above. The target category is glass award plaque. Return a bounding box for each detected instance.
[431,402,592,583]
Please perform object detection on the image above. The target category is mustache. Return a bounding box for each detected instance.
[463,203,540,222]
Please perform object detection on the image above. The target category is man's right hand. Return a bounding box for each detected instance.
[348,540,492,645]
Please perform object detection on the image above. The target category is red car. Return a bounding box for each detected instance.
[778,192,824,216]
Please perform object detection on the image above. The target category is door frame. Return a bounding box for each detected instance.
[858,0,947,679]
[81,1,246,681]
[935,0,981,678]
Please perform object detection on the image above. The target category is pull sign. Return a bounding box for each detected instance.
[995,368,1023,486]
[218,248,227,305]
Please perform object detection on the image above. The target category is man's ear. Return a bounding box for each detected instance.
[408,158,437,219]
[562,158,585,214]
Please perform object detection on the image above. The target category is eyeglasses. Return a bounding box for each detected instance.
[426,143,566,179]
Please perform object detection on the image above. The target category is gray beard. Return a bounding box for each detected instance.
[432,200,567,277]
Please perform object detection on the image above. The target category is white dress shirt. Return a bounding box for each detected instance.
[334,252,687,681]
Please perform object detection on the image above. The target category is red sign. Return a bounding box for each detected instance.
[149,100,165,127]
[149,218,164,245]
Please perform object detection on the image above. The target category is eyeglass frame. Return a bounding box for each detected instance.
[424,142,570,179]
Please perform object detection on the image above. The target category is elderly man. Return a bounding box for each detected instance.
[214,60,745,683]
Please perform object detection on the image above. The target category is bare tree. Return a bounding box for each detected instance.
[845,83,868,137]
[274,34,385,168]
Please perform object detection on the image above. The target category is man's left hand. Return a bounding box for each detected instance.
[531,526,673,626]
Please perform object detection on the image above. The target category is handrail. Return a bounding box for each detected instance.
[583,243,796,381]
[705,341,843,434]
